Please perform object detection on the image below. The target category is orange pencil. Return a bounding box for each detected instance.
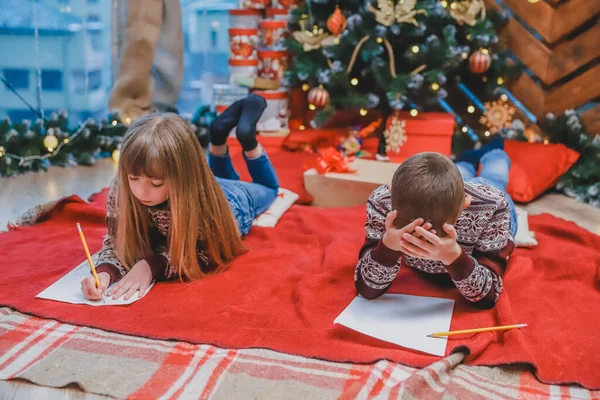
[76,223,105,303]
[429,324,527,338]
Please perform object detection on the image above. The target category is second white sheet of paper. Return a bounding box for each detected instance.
[334,293,455,356]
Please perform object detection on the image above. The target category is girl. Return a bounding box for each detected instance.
[81,95,280,301]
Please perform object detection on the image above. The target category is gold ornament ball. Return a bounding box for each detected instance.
[43,134,59,150]
[302,83,310,91]
[308,104,317,111]
[441,0,448,7]
[299,125,306,131]
[350,78,359,86]
[359,108,368,116]
[527,0,539,3]
[497,77,504,85]
[467,105,476,113]
[112,149,121,163]
[376,37,383,43]
[410,109,418,117]
[431,83,440,91]
[411,45,420,54]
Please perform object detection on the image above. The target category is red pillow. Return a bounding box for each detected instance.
[504,140,580,203]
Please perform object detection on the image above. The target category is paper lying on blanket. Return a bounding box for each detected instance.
[36,260,154,306]
[334,294,455,356]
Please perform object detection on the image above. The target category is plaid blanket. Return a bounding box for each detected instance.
[1,308,598,399]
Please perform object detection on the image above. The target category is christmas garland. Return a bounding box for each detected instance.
[490,111,599,206]
[540,111,600,207]
[0,107,214,177]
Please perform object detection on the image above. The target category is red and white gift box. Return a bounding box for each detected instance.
[228,9,261,29]
[266,7,290,21]
[229,59,258,85]
[271,0,299,9]
[259,20,287,50]
[384,111,455,162]
[239,0,270,10]
[229,28,259,60]
[258,50,287,84]
[253,89,289,132]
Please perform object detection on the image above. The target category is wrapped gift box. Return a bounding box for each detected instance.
[384,111,455,162]
[213,84,249,114]
[304,159,401,208]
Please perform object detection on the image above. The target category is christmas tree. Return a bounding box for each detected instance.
[286,0,519,154]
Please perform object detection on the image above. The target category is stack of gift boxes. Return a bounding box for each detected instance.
[213,0,297,134]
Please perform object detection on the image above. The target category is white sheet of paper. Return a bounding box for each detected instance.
[334,294,455,356]
[36,260,154,306]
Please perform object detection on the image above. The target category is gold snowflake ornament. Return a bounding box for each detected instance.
[479,100,516,134]
[368,0,427,27]
[384,115,408,153]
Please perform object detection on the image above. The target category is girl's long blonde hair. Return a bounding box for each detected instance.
[115,112,245,280]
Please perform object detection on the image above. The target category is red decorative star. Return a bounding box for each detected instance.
[277,192,285,199]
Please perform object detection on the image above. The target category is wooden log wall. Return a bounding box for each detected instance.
[484,0,600,134]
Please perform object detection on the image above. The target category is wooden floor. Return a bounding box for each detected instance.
[1,159,599,399]
[0,159,117,231]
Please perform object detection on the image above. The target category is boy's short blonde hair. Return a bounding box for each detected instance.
[391,152,465,234]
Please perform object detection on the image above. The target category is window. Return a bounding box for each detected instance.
[7,109,39,121]
[41,70,63,91]
[210,29,218,49]
[72,70,102,94]
[86,14,102,23]
[90,32,103,51]
[3,69,29,89]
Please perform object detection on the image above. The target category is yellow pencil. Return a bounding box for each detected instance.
[429,324,527,338]
[76,223,105,303]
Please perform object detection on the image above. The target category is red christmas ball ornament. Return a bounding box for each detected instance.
[307,85,330,108]
[327,6,347,37]
[469,49,492,73]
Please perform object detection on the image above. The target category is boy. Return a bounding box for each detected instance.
[355,148,517,309]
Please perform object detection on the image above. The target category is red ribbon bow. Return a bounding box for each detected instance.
[315,147,357,175]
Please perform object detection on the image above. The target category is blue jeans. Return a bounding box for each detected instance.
[456,149,518,237]
[208,149,279,236]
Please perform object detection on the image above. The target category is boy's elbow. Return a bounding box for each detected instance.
[472,292,499,309]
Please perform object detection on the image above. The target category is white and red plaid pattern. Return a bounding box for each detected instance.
[1,307,598,399]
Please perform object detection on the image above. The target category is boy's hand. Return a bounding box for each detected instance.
[81,272,110,301]
[107,260,153,300]
[400,223,462,265]
[382,211,434,252]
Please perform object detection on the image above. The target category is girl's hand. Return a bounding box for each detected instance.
[107,260,153,300]
[81,272,111,301]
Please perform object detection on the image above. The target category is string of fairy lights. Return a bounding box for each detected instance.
[0,118,127,166]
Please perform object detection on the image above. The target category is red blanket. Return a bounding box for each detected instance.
[227,137,316,204]
[1,190,599,389]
